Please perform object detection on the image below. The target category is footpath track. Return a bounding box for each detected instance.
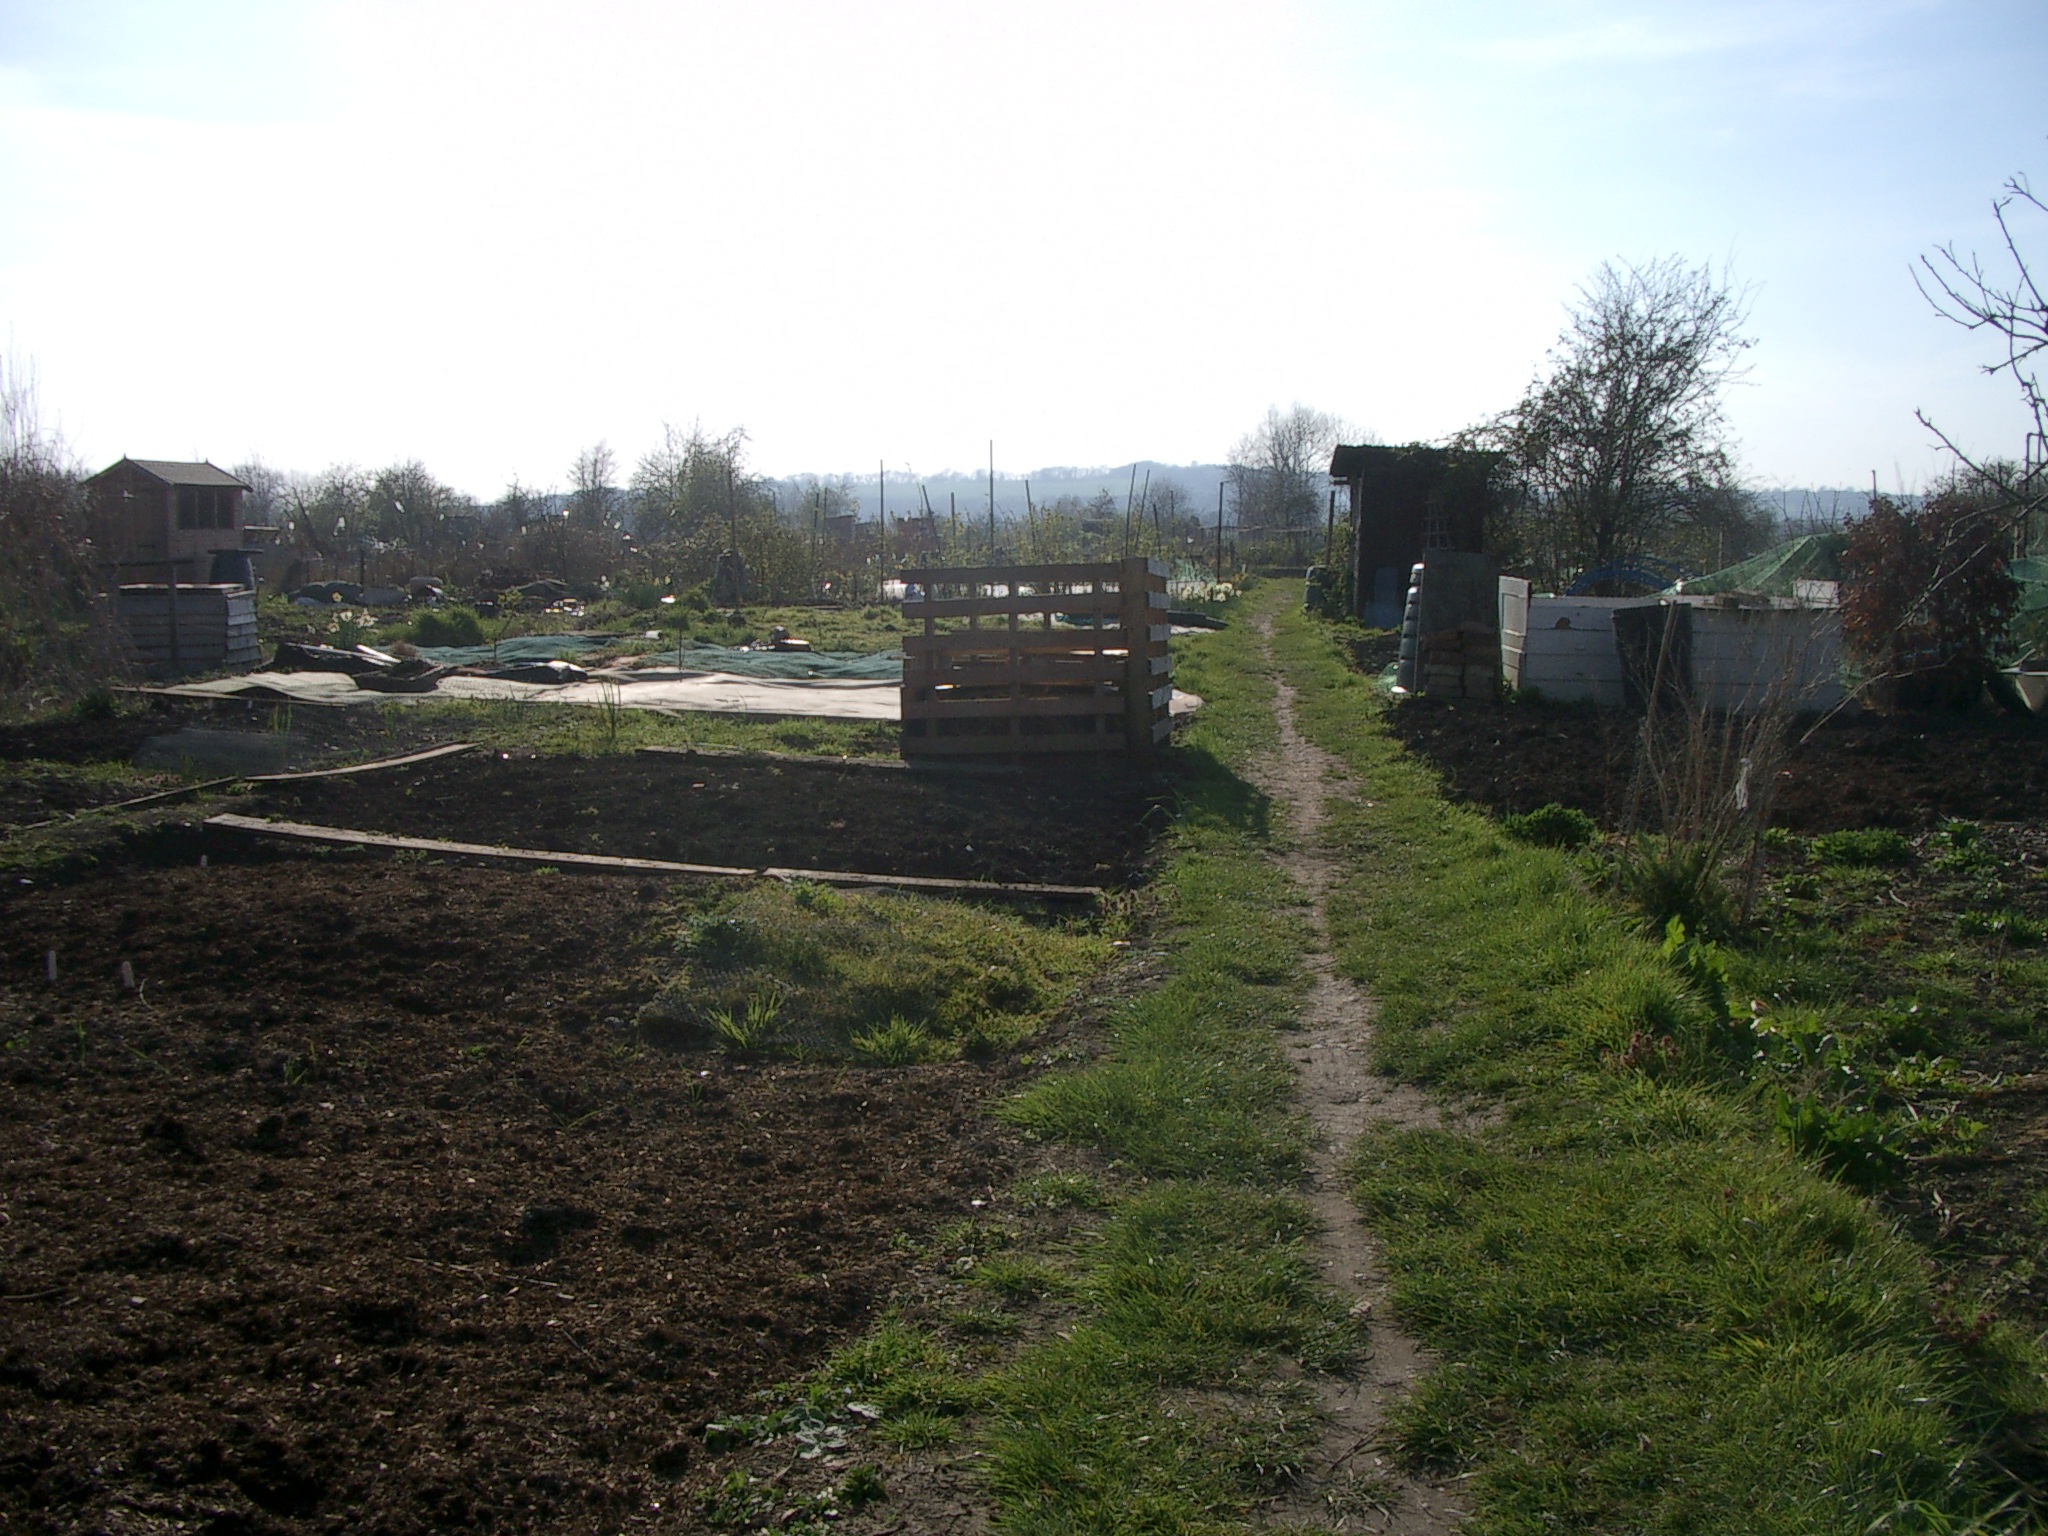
[1248,611,1464,1535]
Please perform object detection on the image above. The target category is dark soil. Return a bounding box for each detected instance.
[1383,695,2048,833]
[243,749,1167,889]
[0,697,440,771]
[0,861,1022,1535]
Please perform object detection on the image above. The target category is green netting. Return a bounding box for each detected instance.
[647,643,903,680]
[414,632,902,678]
[1672,534,1847,596]
[2009,558,2048,615]
[414,633,612,665]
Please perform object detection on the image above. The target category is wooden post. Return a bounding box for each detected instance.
[164,558,182,677]
[1215,482,1225,584]
[1122,556,1150,762]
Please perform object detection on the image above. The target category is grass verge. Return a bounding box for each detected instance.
[1269,595,2046,1533]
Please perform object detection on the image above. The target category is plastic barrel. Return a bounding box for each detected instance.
[1394,562,1424,691]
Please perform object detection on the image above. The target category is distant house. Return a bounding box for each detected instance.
[85,458,255,583]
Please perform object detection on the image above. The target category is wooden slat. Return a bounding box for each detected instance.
[904,656,1128,688]
[903,590,1123,619]
[901,732,1126,756]
[903,631,1133,658]
[203,813,1103,901]
[900,562,1124,586]
[903,694,1124,721]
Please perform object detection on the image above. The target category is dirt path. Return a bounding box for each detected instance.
[1249,616,1464,1534]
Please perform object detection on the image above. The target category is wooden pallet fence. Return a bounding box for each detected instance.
[900,558,1171,761]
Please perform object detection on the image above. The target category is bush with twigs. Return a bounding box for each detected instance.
[1840,488,2019,708]
[0,358,127,717]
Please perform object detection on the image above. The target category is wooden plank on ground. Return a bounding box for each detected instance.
[247,742,479,782]
[202,813,1103,901]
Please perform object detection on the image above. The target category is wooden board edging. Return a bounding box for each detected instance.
[202,813,1104,903]
[15,743,479,833]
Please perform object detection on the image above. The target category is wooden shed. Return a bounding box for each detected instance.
[85,458,254,584]
[1331,444,1505,626]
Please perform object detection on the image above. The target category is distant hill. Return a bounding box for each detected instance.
[1756,487,1883,531]
[768,462,1231,523]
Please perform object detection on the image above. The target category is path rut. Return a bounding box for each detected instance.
[1249,615,1464,1535]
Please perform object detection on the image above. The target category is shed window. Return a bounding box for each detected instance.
[176,486,236,530]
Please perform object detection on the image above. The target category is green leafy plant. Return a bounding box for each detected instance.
[409,605,486,648]
[1507,806,1597,856]
[1011,1170,1105,1212]
[1811,828,1913,867]
[1770,1088,1905,1188]
[848,1016,954,1066]
[1501,802,1598,849]
[710,990,784,1057]
[1616,836,1735,937]
[1955,910,2044,946]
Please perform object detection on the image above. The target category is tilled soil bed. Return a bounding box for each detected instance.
[240,749,1166,888]
[1385,696,2048,833]
[0,860,1021,1534]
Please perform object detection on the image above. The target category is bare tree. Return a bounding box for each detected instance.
[1493,257,1756,588]
[229,457,289,532]
[1227,406,1350,536]
[568,442,622,532]
[283,465,369,565]
[1915,171,2048,550]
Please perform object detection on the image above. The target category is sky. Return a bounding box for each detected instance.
[0,0,2043,498]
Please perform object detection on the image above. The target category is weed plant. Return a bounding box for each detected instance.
[644,882,1106,1057]
[1812,827,1915,867]
[414,698,898,760]
[1500,801,1597,849]
[1269,593,2044,1533]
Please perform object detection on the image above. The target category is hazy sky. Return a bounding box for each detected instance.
[1,0,2043,496]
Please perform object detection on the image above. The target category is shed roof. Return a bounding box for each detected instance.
[89,458,250,490]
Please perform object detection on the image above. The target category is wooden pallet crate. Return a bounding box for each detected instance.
[117,584,258,676]
[900,558,1171,762]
